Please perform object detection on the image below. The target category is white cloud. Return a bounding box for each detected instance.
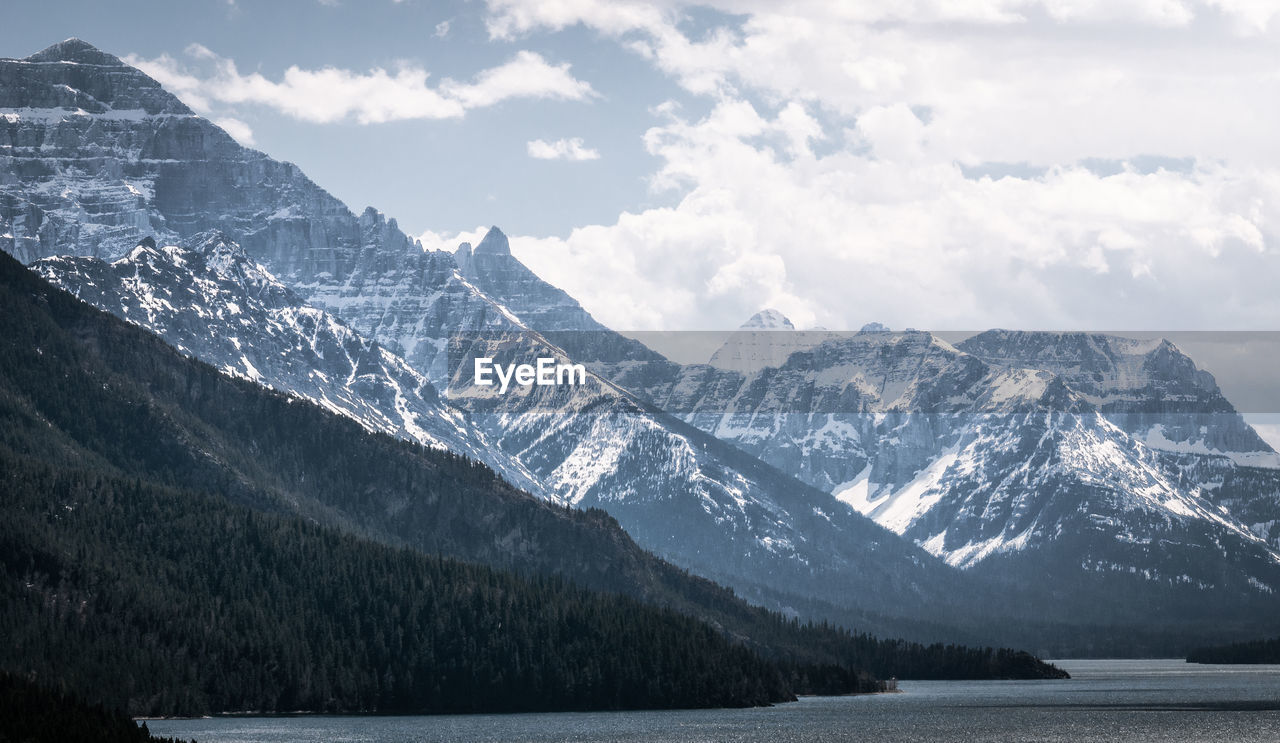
[133,3,1280,334]
[435,19,452,37]
[485,0,1280,36]
[129,52,213,112]
[213,116,255,145]
[508,98,1280,332]
[478,0,1280,332]
[486,0,673,39]
[125,46,596,125]
[1249,421,1280,451]
[527,137,601,161]
[483,1,1280,166]
[416,225,492,253]
[439,50,597,109]
[853,104,927,162]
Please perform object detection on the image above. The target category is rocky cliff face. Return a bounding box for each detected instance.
[1,39,191,261]
[453,227,668,367]
[957,330,1280,552]
[456,228,607,333]
[1,38,418,287]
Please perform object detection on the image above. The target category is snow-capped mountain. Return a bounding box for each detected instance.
[1,38,426,293]
[2,39,977,623]
[707,310,828,374]
[332,228,969,617]
[0,39,191,261]
[742,309,795,330]
[31,232,547,495]
[958,330,1278,464]
[8,38,1280,632]
[579,325,1280,599]
[423,200,1280,608]
[957,330,1280,552]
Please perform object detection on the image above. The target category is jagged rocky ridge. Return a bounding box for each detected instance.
[957,330,1280,551]
[584,325,1280,594]
[31,232,546,495]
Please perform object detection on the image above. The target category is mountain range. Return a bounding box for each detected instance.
[4,38,1280,650]
[586,326,1280,590]
[3,38,976,630]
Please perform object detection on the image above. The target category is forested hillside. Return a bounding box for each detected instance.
[0,673,188,742]
[1187,637,1280,664]
[1,451,825,715]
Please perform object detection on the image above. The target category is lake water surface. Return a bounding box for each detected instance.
[148,659,1280,742]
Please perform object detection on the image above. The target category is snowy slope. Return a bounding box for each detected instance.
[958,330,1280,552]
[33,233,547,495]
[583,326,1280,595]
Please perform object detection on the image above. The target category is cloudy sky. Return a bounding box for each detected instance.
[5,0,1280,335]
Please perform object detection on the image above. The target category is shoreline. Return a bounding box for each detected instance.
[135,689,906,722]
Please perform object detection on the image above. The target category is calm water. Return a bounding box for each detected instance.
[148,659,1280,742]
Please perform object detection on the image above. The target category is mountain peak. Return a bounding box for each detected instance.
[125,235,161,262]
[187,230,262,274]
[4,38,191,115]
[453,241,475,275]
[172,231,297,306]
[741,309,794,330]
[24,38,123,66]
[185,230,243,259]
[860,322,891,333]
[474,226,510,256]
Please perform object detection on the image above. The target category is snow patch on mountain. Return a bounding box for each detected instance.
[1142,423,1280,469]
[741,309,795,330]
[856,444,962,533]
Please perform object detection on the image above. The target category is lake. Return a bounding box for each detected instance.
[147,659,1280,742]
